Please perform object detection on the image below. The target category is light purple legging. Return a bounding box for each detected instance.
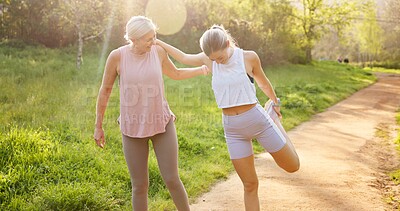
[122,119,189,211]
[223,104,287,159]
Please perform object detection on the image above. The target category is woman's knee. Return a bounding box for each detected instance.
[285,159,300,173]
[243,180,259,192]
[132,182,149,195]
[163,176,183,190]
[278,155,300,173]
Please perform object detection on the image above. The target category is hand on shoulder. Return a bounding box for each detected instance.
[155,44,168,60]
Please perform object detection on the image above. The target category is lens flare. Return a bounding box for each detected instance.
[145,0,187,35]
[97,4,116,79]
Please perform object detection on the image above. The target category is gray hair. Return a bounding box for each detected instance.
[124,16,156,43]
[199,25,236,56]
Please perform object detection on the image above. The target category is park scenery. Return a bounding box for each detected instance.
[1,0,400,210]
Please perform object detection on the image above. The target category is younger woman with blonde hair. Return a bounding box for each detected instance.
[157,25,299,211]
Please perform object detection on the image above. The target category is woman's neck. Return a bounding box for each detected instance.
[227,46,234,60]
[130,44,147,55]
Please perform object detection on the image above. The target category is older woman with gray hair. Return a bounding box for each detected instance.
[94,16,208,210]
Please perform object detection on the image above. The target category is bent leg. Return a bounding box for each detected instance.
[267,120,300,172]
[270,143,300,173]
[232,154,260,211]
[255,114,300,172]
[122,135,150,211]
[152,120,190,211]
[273,119,300,172]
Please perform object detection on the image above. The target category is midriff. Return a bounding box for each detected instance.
[222,103,257,116]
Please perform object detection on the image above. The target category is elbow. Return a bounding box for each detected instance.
[168,74,179,80]
[169,72,183,80]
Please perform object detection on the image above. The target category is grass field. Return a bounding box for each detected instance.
[0,44,376,210]
[389,111,400,184]
[363,67,400,75]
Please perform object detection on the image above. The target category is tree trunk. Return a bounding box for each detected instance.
[305,46,312,63]
[77,27,83,69]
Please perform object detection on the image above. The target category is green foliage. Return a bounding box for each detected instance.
[170,0,306,64]
[292,0,358,63]
[371,62,400,70]
[381,0,400,63]
[389,111,400,187]
[2,0,398,65]
[363,66,400,75]
[257,61,375,129]
[356,1,384,64]
[390,171,400,185]
[0,46,375,209]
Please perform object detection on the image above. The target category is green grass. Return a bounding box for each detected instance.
[0,44,376,210]
[389,111,400,185]
[261,62,375,131]
[386,109,400,208]
[363,67,400,74]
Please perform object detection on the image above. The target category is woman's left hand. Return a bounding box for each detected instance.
[201,65,211,75]
[273,106,282,118]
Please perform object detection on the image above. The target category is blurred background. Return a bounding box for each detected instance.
[1,0,399,68]
[1,1,399,210]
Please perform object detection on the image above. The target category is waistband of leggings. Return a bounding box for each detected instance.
[222,104,262,119]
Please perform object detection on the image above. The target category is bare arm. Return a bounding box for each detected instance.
[246,51,282,117]
[94,49,119,148]
[157,46,209,80]
[156,39,211,67]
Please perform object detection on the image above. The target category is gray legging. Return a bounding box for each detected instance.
[122,119,189,211]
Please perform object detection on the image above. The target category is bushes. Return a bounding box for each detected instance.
[372,61,400,70]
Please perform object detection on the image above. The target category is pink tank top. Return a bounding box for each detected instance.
[118,45,173,138]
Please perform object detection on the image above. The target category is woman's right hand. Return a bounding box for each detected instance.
[94,127,105,148]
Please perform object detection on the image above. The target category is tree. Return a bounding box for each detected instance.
[381,0,400,63]
[0,1,35,41]
[355,1,384,66]
[0,0,65,46]
[159,0,213,53]
[292,0,356,63]
[199,0,302,64]
[56,0,112,69]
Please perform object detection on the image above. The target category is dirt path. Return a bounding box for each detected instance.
[190,73,400,211]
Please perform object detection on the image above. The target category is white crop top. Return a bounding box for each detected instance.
[211,47,258,108]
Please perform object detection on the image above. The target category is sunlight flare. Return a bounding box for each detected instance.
[145,0,187,35]
[97,4,116,79]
